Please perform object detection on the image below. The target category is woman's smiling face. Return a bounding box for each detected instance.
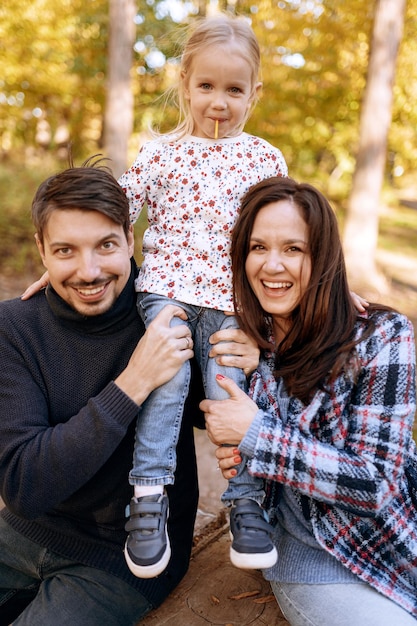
[245,199,312,338]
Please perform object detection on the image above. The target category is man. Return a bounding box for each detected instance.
[0,160,200,625]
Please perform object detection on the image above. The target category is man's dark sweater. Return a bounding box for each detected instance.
[0,262,199,608]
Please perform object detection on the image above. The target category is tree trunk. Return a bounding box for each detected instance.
[343,0,406,292]
[104,0,136,178]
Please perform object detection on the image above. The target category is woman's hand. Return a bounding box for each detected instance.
[200,375,258,445]
[209,326,259,376]
[21,271,50,300]
[216,445,242,480]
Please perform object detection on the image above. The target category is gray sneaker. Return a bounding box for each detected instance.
[230,498,277,569]
[124,493,171,578]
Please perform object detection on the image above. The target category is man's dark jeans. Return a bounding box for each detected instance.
[0,517,151,626]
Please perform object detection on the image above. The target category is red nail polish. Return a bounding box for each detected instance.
[216,374,225,380]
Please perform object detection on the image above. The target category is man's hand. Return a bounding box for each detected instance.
[115,304,193,406]
[350,291,368,313]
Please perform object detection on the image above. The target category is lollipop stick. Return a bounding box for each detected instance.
[214,120,219,139]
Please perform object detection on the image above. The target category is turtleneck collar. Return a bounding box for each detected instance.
[45,258,139,335]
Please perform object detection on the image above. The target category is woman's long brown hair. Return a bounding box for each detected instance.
[232,176,367,404]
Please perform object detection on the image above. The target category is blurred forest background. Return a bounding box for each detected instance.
[0,0,416,330]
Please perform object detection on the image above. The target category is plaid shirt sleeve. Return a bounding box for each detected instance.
[248,311,416,516]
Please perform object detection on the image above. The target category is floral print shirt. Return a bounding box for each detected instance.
[118,133,288,311]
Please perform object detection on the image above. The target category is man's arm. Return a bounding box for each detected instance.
[0,304,192,519]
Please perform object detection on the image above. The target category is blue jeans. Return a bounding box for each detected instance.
[131,293,264,504]
[270,580,417,625]
[0,517,152,626]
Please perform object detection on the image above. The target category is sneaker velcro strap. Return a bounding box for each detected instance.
[125,517,160,532]
[234,516,271,532]
[130,501,164,516]
[233,501,268,517]
[125,498,167,533]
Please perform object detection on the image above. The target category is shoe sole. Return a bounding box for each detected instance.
[124,525,171,579]
[229,532,278,569]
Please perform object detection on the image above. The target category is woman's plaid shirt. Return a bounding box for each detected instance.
[247,310,417,617]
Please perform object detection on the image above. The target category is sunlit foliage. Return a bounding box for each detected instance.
[0,0,415,190]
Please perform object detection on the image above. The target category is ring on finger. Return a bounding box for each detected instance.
[185,336,191,349]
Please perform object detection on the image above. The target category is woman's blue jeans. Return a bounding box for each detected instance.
[0,517,151,626]
[270,580,417,625]
[131,293,265,504]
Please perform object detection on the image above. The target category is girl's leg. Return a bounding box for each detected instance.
[131,293,192,487]
[202,312,247,401]
[198,309,276,570]
[197,310,263,503]
[125,293,195,579]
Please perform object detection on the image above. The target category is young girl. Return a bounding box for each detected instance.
[118,13,288,578]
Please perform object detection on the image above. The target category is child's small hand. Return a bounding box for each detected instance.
[21,271,50,300]
[350,291,369,313]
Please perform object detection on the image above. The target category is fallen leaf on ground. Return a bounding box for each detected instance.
[253,594,276,603]
[229,590,261,600]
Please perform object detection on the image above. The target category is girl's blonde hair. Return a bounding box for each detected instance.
[154,13,261,141]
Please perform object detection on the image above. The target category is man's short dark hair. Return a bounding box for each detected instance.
[32,156,131,243]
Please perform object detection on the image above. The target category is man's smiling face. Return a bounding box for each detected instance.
[36,208,134,316]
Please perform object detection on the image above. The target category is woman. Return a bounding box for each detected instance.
[200,177,417,625]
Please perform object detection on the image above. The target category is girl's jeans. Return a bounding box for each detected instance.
[130,292,264,504]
